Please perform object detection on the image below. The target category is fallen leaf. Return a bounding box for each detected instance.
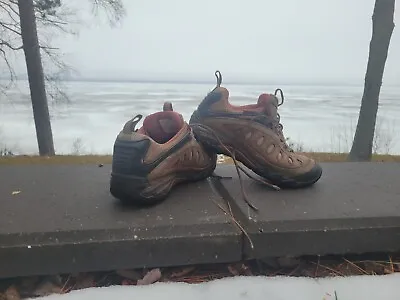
[170,267,196,279]
[240,263,253,276]
[11,191,21,196]
[227,265,240,276]
[228,263,252,276]
[137,268,162,285]
[4,286,20,300]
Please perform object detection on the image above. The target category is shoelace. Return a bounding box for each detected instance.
[190,122,281,212]
[190,82,298,212]
[251,88,294,153]
[194,70,291,211]
[213,70,289,152]
[273,88,294,152]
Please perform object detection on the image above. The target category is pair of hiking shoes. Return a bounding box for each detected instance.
[110,71,322,206]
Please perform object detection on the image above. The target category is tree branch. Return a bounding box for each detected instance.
[0,3,20,25]
[0,47,16,89]
[1,0,126,101]
[0,22,21,35]
[0,40,23,50]
[0,0,20,17]
[92,0,126,26]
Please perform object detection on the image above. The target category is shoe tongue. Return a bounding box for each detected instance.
[257,93,279,120]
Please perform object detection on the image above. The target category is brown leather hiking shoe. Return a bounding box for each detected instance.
[110,102,217,205]
[189,71,322,189]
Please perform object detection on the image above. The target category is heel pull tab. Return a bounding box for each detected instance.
[122,114,143,133]
[212,70,222,91]
[274,88,285,106]
[163,101,173,111]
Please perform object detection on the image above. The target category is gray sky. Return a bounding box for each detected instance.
[7,0,400,84]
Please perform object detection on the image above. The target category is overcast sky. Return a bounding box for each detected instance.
[5,0,400,84]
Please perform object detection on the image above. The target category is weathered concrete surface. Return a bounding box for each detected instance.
[214,163,400,258]
[1,162,400,279]
[0,164,242,278]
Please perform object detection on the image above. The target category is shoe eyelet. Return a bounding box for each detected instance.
[277,152,282,160]
[245,132,252,140]
[189,150,193,160]
[257,136,264,146]
[196,150,201,162]
[266,144,275,154]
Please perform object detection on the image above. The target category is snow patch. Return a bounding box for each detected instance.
[31,273,400,300]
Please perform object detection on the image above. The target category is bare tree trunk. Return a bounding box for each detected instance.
[18,0,55,156]
[348,0,395,161]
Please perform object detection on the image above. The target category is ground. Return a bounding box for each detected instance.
[1,152,399,299]
[0,253,399,299]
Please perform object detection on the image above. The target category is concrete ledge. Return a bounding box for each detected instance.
[0,165,242,278]
[1,162,400,279]
[214,163,400,258]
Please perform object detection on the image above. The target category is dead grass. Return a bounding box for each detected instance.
[1,153,400,165]
[0,253,399,299]
[0,155,112,165]
[301,152,400,162]
[220,152,400,164]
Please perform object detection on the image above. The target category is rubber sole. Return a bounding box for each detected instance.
[110,165,216,206]
[190,118,323,189]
